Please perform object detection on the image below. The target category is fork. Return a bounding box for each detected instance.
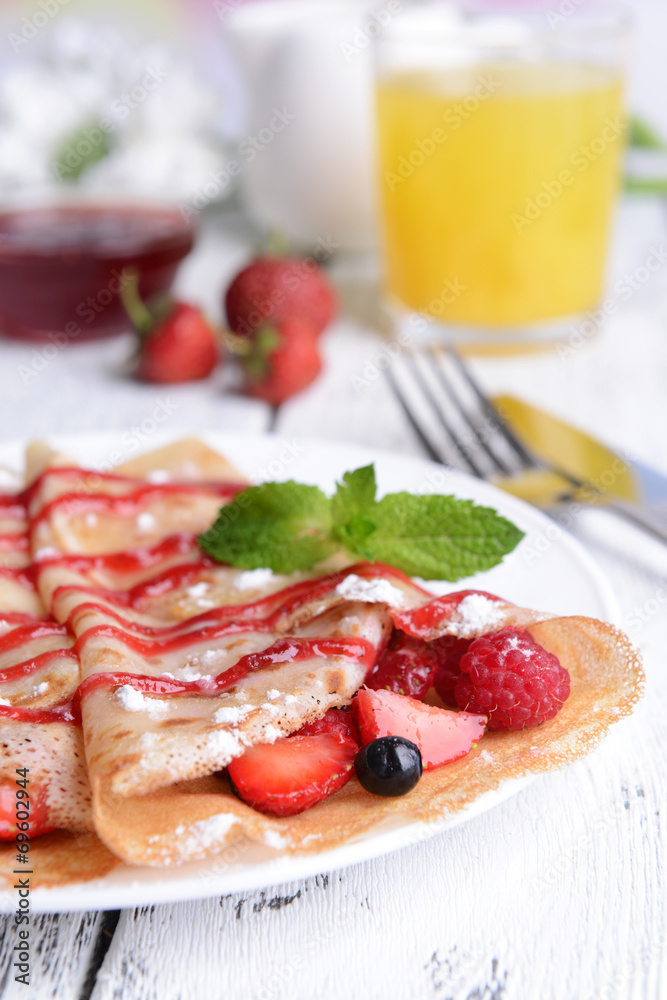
[384,344,667,545]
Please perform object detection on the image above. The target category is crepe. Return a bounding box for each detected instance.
[0,439,646,884]
[0,476,93,870]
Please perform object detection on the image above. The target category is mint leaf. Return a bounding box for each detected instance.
[199,466,525,580]
[332,465,377,517]
[629,115,665,150]
[55,122,111,182]
[198,481,336,572]
[350,492,524,580]
[332,465,378,551]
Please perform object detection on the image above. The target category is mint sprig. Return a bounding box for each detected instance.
[198,465,524,581]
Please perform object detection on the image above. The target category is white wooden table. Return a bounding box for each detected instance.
[0,195,665,1000]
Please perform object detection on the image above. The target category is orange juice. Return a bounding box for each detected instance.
[376,63,625,327]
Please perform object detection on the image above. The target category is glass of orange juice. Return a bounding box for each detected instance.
[374,3,630,350]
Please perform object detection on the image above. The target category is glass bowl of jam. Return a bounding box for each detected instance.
[0,202,195,342]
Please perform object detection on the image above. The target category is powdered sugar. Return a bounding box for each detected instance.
[206,728,243,761]
[262,724,282,743]
[336,574,405,608]
[146,469,172,484]
[262,829,289,850]
[179,814,238,854]
[185,581,216,609]
[202,649,222,664]
[116,685,170,716]
[266,689,280,700]
[337,614,362,635]
[34,546,60,561]
[451,594,504,636]
[235,568,275,590]
[136,512,156,532]
[213,705,251,725]
[177,666,204,681]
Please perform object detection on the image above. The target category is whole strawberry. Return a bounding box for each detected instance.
[225,255,337,338]
[242,317,322,404]
[137,302,220,384]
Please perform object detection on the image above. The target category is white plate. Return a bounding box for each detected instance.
[0,432,619,914]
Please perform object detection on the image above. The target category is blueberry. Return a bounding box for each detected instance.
[354,736,423,797]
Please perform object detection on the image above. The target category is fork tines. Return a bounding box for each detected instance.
[384,346,531,480]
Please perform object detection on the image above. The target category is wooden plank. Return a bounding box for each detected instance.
[0,911,110,1000]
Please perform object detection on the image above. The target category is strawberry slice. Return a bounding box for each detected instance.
[367,631,438,700]
[0,781,54,841]
[227,730,358,817]
[353,687,486,769]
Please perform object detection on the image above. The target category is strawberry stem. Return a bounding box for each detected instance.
[222,329,252,356]
[120,268,154,337]
[264,229,290,257]
[243,324,281,380]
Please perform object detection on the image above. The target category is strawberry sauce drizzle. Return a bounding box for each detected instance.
[0,611,43,626]
[0,701,77,724]
[21,466,246,508]
[49,558,212,616]
[76,635,375,704]
[34,532,198,573]
[0,636,375,726]
[0,647,77,684]
[72,618,274,658]
[54,556,431,624]
[0,621,68,655]
[30,481,244,534]
[54,561,431,650]
[0,565,36,589]
[0,534,29,552]
[65,599,239,638]
[0,497,25,517]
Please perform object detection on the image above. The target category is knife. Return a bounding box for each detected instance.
[490,394,667,542]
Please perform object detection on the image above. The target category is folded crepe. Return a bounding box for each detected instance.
[0,473,102,893]
[1,439,645,881]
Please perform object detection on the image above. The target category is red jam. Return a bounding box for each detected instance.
[0,204,194,342]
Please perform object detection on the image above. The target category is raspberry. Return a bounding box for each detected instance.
[454,628,570,731]
[431,635,472,707]
[367,631,438,700]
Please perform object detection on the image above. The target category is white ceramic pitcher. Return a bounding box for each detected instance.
[224,0,383,252]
